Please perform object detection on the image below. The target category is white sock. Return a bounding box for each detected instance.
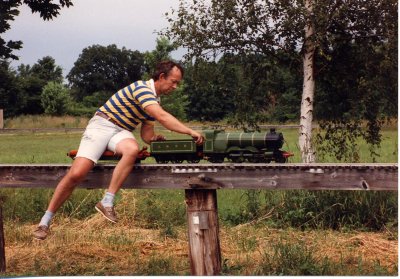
[101,192,115,207]
[39,210,54,227]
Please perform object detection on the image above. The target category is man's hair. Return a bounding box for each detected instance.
[151,61,184,81]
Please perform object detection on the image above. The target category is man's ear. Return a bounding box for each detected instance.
[159,72,166,80]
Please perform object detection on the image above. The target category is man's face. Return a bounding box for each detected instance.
[158,66,182,95]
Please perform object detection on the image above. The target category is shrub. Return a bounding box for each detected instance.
[41,82,71,115]
[264,190,398,231]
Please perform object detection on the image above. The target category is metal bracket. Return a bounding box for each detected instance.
[307,168,324,174]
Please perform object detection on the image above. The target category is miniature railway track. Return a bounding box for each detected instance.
[0,163,397,191]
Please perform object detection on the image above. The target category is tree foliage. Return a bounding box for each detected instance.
[17,56,63,114]
[163,0,397,161]
[0,60,25,117]
[0,56,63,116]
[67,44,145,102]
[183,58,235,122]
[144,37,177,73]
[0,0,73,60]
[41,81,71,115]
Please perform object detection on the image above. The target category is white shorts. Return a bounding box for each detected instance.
[75,115,136,163]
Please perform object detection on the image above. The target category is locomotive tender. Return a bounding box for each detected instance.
[150,128,292,163]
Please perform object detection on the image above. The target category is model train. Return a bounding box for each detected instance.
[68,128,293,163]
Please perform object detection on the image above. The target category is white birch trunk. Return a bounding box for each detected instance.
[299,0,316,163]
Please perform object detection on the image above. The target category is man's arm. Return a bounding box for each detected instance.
[140,122,166,144]
[144,104,204,144]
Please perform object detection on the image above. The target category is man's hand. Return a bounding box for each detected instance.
[190,130,204,145]
[150,134,166,142]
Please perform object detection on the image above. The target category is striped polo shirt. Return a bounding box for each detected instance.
[97,80,159,131]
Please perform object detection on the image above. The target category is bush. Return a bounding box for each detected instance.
[220,190,397,231]
[264,190,398,231]
[41,82,71,115]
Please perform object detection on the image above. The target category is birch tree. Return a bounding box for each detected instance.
[163,0,397,162]
[300,0,316,162]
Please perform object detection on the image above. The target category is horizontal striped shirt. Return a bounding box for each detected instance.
[97,80,158,131]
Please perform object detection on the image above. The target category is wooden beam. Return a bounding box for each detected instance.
[185,189,221,275]
[0,163,397,191]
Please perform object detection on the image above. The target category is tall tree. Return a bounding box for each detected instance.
[67,44,145,102]
[144,37,177,72]
[0,60,24,117]
[0,0,73,60]
[183,57,236,122]
[163,0,397,162]
[17,56,63,114]
[301,0,316,162]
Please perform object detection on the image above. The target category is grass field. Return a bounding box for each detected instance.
[0,124,397,164]
[0,115,398,275]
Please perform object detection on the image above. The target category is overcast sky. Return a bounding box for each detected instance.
[4,0,183,75]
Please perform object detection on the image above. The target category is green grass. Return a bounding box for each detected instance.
[0,133,82,163]
[0,126,397,164]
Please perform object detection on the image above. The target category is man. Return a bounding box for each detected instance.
[33,61,204,240]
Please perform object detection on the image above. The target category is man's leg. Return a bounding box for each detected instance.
[107,138,139,193]
[33,157,94,240]
[47,157,94,212]
[95,138,139,222]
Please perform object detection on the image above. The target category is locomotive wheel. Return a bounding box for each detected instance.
[188,159,200,163]
[247,157,261,163]
[229,151,247,163]
[209,158,223,163]
[230,156,244,163]
[155,157,169,164]
[275,157,288,163]
[209,156,224,163]
[172,159,183,163]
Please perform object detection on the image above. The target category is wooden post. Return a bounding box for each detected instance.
[0,109,3,129]
[0,196,5,273]
[185,189,221,275]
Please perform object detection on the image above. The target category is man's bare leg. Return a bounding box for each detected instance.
[33,157,94,240]
[108,138,139,194]
[95,139,139,222]
[47,157,95,212]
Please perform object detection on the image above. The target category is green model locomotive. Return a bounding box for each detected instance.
[151,128,293,163]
